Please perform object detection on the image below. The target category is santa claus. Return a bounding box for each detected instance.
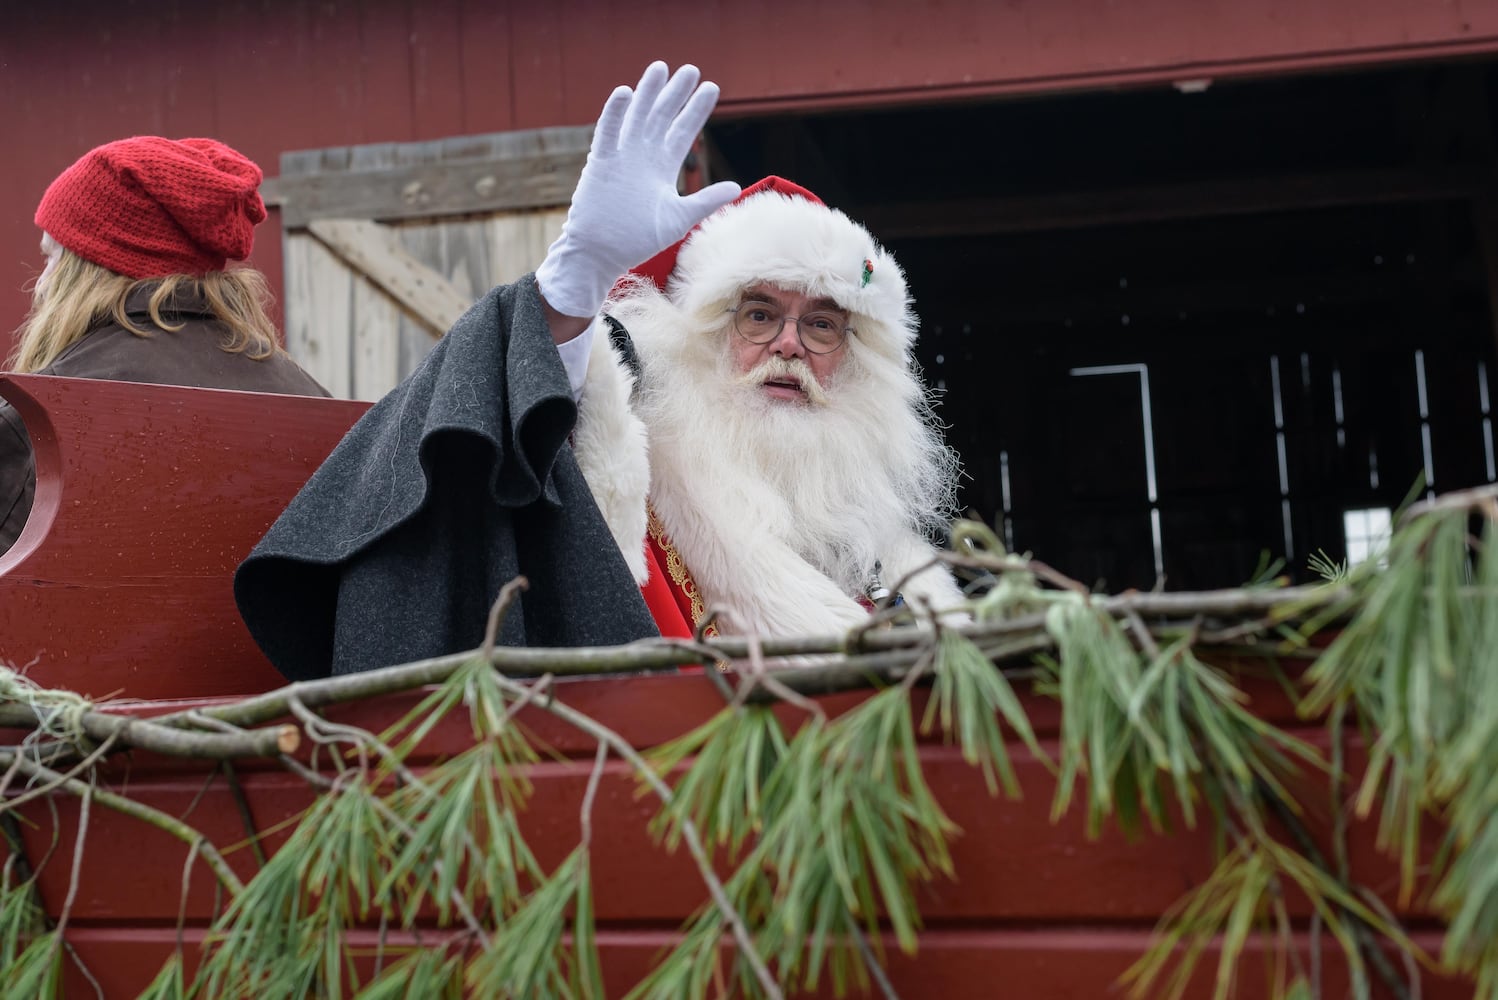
[237,63,968,680]
[572,177,967,640]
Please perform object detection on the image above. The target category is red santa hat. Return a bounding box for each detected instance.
[627,176,916,362]
[35,136,266,280]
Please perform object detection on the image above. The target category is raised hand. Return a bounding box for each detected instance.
[535,62,742,319]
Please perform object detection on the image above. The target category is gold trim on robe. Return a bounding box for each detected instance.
[646,503,718,638]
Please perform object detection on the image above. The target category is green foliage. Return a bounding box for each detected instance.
[1121,837,1409,1000]
[134,952,188,1000]
[0,859,48,975]
[465,848,605,999]
[1302,500,1498,996]
[1,930,62,999]
[633,687,964,997]
[645,705,788,854]
[923,628,1048,797]
[194,655,597,1000]
[197,782,400,997]
[1307,548,1350,584]
[0,848,59,999]
[379,742,539,925]
[1037,602,1318,840]
[353,949,463,999]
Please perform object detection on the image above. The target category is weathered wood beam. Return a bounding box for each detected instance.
[265,127,592,227]
[305,219,473,338]
[860,168,1493,239]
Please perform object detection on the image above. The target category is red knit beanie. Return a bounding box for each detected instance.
[34,136,267,279]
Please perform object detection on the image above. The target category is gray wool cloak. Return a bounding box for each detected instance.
[234,276,659,681]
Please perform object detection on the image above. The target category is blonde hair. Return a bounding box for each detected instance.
[10,245,283,373]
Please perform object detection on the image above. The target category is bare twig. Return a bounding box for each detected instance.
[500,673,555,725]
[1,752,243,896]
[51,780,90,944]
[1124,608,1163,659]
[0,747,27,798]
[0,704,297,760]
[482,576,530,658]
[692,606,736,699]
[1257,779,1416,1000]
[578,742,609,849]
[62,940,105,1000]
[1310,909,1324,998]
[177,837,202,954]
[220,761,269,870]
[143,583,1343,736]
[882,554,947,612]
[1400,483,1498,524]
[732,633,827,721]
[850,922,904,1000]
[0,732,119,815]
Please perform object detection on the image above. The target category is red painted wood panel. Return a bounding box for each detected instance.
[4,0,1497,351]
[0,375,368,698]
[408,2,466,138]
[55,925,1467,999]
[6,725,1442,925]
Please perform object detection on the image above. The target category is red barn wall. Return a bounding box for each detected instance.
[2,0,1497,352]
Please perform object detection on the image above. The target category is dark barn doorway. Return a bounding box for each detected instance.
[707,60,1498,591]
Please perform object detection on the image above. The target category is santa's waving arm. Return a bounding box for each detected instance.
[535,62,740,359]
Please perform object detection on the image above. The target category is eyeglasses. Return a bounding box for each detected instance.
[728,300,852,355]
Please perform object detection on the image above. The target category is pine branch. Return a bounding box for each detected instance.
[135,583,1342,741]
[480,672,784,1000]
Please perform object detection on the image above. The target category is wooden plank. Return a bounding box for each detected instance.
[390,223,452,377]
[10,737,1427,925]
[351,269,402,403]
[505,1,567,129]
[337,143,415,400]
[55,923,1464,1000]
[433,216,494,303]
[0,375,370,700]
[457,0,517,132]
[306,218,473,339]
[282,230,355,398]
[408,2,466,138]
[264,129,590,226]
[486,209,566,285]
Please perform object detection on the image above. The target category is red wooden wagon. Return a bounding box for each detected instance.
[0,373,1474,998]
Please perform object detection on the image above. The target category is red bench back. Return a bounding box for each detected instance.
[0,374,368,699]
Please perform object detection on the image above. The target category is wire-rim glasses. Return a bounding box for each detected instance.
[728,299,853,355]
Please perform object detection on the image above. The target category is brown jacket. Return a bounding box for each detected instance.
[0,286,330,554]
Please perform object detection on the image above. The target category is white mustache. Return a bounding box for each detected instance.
[735,356,829,406]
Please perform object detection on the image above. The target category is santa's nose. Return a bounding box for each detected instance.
[769,317,808,357]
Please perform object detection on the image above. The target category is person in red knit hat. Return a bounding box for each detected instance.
[0,135,327,555]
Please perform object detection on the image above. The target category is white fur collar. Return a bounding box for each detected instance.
[571,330,651,585]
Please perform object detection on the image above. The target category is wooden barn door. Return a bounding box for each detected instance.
[262,128,591,400]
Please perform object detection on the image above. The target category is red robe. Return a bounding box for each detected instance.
[638,505,717,639]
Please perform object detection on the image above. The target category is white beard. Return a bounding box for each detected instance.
[608,286,964,637]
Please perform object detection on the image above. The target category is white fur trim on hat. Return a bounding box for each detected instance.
[669,191,916,363]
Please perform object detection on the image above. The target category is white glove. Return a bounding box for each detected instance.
[535,61,742,318]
